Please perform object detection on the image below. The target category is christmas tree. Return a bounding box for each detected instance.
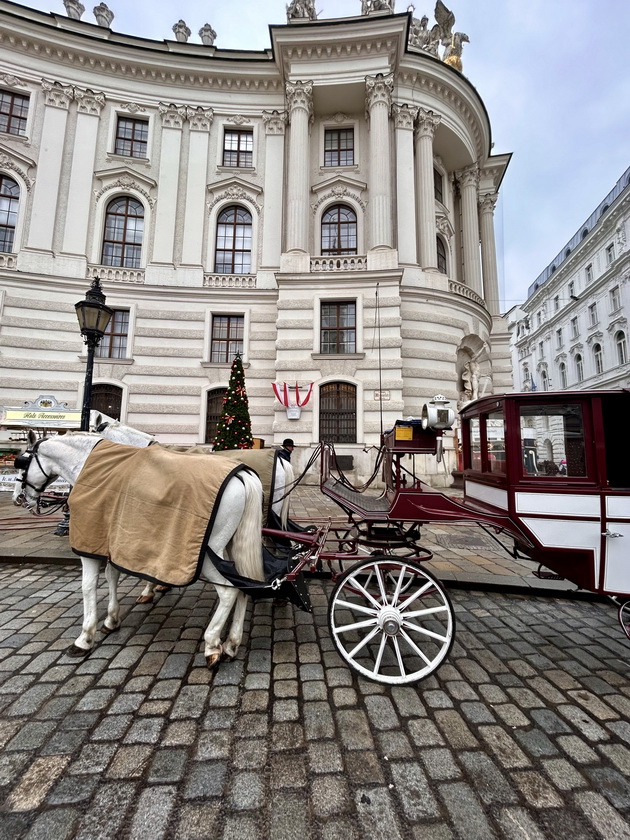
[212,353,254,450]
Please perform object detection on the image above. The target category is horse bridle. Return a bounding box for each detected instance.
[14,440,57,499]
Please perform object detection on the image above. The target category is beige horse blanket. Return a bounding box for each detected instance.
[69,440,245,587]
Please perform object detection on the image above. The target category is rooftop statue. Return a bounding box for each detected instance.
[172,20,191,43]
[361,0,395,14]
[407,2,469,71]
[199,23,217,46]
[286,0,317,21]
[63,0,85,19]
[93,3,113,28]
[443,31,469,71]
[409,14,431,50]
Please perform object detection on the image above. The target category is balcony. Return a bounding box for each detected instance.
[88,264,145,284]
[203,274,256,288]
[448,279,485,308]
[310,256,367,272]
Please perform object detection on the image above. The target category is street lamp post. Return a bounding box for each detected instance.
[75,277,113,431]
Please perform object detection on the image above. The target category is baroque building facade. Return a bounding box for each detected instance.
[0,1,511,483]
[508,166,630,394]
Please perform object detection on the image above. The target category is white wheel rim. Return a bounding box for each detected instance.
[329,559,454,685]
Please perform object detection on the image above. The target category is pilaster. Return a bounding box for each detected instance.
[181,106,213,266]
[261,110,287,273]
[152,103,186,265]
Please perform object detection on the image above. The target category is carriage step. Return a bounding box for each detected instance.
[533,565,565,581]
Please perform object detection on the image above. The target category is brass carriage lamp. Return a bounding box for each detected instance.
[75,277,113,431]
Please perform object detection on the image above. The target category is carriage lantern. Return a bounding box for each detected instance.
[75,277,113,431]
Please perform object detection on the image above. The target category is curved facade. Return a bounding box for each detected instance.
[0,2,511,483]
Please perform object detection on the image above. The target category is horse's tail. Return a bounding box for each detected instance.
[229,469,265,582]
[280,460,294,529]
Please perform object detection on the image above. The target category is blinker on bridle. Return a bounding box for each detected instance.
[14,440,56,496]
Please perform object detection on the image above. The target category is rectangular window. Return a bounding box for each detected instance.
[538,341,544,359]
[520,403,586,478]
[114,117,148,158]
[606,243,615,265]
[0,90,29,136]
[610,285,621,311]
[434,168,444,203]
[486,412,505,475]
[568,280,575,298]
[320,301,356,354]
[570,316,579,338]
[468,418,482,471]
[588,302,598,326]
[324,128,354,167]
[223,129,253,167]
[96,310,129,359]
[211,315,244,363]
[555,328,563,349]
[536,312,542,327]
[554,295,560,311]
[585,264,593,283]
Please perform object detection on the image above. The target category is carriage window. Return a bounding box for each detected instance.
[486,412,505,475]
[519,404,586,478]
[469,418,481,471]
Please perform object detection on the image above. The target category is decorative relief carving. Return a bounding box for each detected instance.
[323,112,350,124]
[0,154,33,191]
[226,114,250,125]
[285,80,313,119]
[159,102,187,129]
[607,316,628,334]
[0,74,26,88]
[436,212,454,242]
[262,110,287,135]
[207,186,261,215]
[74,87,105,115]
[479,192,498,214]
[365,73,394,112]
[392,103,418,130]
[94,175,155,208]
[617,221,627,252]
[311,184,367,214]
[119,102,146,113]
[41,79,74,110]
[457,163,479,190]
[186,106,214,131]
[415,107,441,139]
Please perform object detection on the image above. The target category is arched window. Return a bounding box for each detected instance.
[436,236,447,273]
[214,206,252,274]
[319,382,356,443]
[91,384,122,421]
[321,205,357,256]
[593,343,603,375]
[205,388,228,444]
[0,175,19,252]
[616,331,628,365]
[559,362,567,389]
[101,197,144,268]
[575,353,584,383]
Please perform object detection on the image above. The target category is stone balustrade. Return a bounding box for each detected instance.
[310,256,367,272]
[0,254,17,269]
[448,279,485,307]
[203,274,256,288]
[88,265,145,284]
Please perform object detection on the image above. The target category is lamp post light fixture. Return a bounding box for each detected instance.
[75,277,113,431]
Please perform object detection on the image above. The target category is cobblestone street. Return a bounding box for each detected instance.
[1,562,629,840]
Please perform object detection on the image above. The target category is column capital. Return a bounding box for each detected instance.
[479,192,498,214]
[415,107,441,139]
[392,103,418,130]
[365,72,394,112]
[159,102,187,129]
[457,162,479,189]
[286,80,313,119]
[73,86,106,116]
[41,79,74,109]
[186,106,214,131]
[263,109,287,135]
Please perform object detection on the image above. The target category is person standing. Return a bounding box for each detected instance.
[278,438,294,462]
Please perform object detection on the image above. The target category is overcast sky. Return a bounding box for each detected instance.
[20,0,630,311]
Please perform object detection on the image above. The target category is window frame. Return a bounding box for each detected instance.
[0,174,19,253]
[222,128,254,169]
[610,285,621,312]
[575,353,584,382]
[593,342,603,375]
[606,242,615,265]
[90,383,123,421]
[318,381,357,444]
[585,263,593,283]
[320,204,358,257]
[555,327,563,350]
[616,331,628,366]
[588,302,598,327]
[0,89,29,137]
[101,195,145,269]
[209,314,245,364]
[319,118,360,172]
[570,316,579,339]
[436,235,447,273]
[323,127,354,167]
[95,308,130,360]
[205,387,229,445]
[213,204,253,274]
[320,300,357,355]
[559,362,567,389]
[113,116,149,159]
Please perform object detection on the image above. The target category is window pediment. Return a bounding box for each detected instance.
[311,175,367,214]
[207,176,262,214]
[569,342,583,356]
[0,143,36,189]
[586,330,604,346]
[94,167,157,208]
[608,315,628,334]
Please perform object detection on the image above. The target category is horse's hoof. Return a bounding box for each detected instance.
[65,643,92,658]
[221,651,235,663]
[155,584,172,593]
[135,595,154,604]
[101,623,120,635]
[205,653,222,670]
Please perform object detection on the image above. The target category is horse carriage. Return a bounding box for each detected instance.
[11,389,630,686]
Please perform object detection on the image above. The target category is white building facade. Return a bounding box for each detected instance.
[509,167,630,395]
[0,1,511,483]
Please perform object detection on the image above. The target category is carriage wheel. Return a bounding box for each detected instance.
[618,601,630,641]
[328,556,455,685]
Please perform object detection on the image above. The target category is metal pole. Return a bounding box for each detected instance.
[80,337,97,432]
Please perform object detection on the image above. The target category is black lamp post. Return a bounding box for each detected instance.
[75,277,113,431]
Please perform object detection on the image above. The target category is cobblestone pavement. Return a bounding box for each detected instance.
[1,563,630,839]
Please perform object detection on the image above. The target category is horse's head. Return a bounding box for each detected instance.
[12,431,59,511]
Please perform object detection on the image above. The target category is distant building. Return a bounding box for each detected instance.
[0,2,511,484]
[509,166,630,393]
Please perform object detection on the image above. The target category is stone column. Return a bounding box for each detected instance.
[285,81,312,253]
[458,163,483,297]
[392,103,418,265]
[27,80,74,251]
[61,87,105,257]
[414,107,441,269]
[365,73,394,249]
[181,107,213,266]
[261,110,287,268]
[152,103,186,264]
[479,192,500,315]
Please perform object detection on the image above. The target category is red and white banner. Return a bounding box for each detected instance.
[272,382,314,407]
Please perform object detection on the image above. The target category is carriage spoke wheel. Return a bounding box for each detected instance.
[618,601,630,641]
[328,556,455,685]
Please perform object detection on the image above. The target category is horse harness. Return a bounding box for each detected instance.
[14,440,58,499]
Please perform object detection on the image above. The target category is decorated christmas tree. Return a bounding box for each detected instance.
[212,353,254,450]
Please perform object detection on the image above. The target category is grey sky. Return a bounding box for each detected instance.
[18,0,630,310]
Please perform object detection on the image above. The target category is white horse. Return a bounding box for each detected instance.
[13,431,264,668]
[92,417,296,603]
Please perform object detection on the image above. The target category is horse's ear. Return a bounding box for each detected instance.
[28,430,37,446]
